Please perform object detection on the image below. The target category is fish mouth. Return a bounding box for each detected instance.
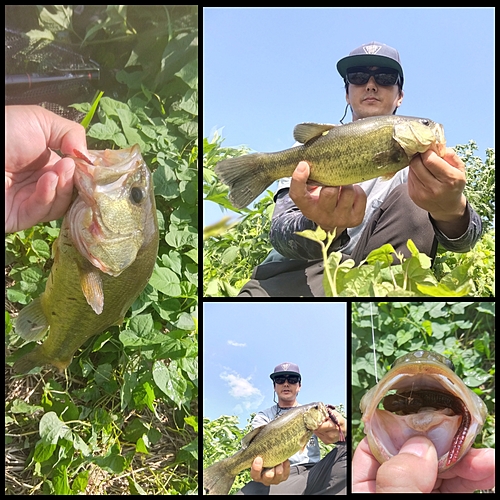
[361,354,487,472]
[72,144,143,189]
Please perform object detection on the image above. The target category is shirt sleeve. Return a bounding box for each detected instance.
[251,411,271,429]
[269,188,350,260]
[430,201,483,253]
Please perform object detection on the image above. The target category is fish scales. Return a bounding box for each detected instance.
[203,402,327,495]
[215,115,446,208]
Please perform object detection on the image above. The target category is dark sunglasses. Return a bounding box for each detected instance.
[274,375,300,385]
[346,67,400,86]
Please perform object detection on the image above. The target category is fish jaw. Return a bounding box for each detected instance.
[68,144,156,276]
[360,351,487,472]
[393,118,446,158]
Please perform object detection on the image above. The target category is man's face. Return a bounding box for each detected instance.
[274,376,301,403]
[346,66,404,121]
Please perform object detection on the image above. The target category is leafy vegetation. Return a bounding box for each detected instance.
[351,302,495,460]
[297,226,494,297]
[203,135,494,297]
[6,6,197,495]
[203,135,273,296]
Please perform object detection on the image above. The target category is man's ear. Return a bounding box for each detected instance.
[397,89,404,107]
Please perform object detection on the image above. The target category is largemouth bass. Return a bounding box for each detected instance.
[360,350,487,472]
[215,115,446,208]
[13,145,159,373]
[203,402,328,495]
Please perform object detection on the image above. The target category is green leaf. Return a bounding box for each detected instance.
[365,244,395,266]
[149,266,182,296]
[221,246,238,265]
[416,283,471,296]
[72,471,89,494]
[39,412,66,444]
[31,239,51,258]
[92,443,126,474]
[296,227,326,243]
[33,441,57,463]
[153,163,180,200]
[81,91,104,129]
[152,360,187,407]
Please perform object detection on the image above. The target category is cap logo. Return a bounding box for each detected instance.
[363,44,382,55]
[280,363,290,371]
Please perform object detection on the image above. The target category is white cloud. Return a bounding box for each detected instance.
[220,371,265,414]
[227,340,246,347]
[220,372,259,398]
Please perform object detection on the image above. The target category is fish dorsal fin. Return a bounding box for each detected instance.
[241,426,264,449]
[15,297,49,341]
[293,123,337,144]
[78,262,104,315]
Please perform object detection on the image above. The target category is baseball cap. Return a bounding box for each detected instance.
[337,41,404,86]
[270,362,301,380]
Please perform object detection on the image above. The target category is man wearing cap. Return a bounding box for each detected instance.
[238,41,482,297]
[236,362,347,495]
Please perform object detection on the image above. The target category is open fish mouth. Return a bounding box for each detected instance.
[360,351,487,472]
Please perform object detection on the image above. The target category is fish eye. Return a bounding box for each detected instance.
[420,119,430,126]
[130,186,145,204]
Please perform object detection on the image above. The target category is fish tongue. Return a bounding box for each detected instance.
[377,409,461,458]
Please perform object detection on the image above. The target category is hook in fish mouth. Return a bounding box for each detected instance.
[360,350,487,472]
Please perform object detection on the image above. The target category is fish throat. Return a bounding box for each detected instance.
[383,388,470,466]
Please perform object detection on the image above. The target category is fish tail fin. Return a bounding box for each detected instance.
[13,345,69,374]
[13,345,45,374]
[215,153,274,209]
[203,460,236,495]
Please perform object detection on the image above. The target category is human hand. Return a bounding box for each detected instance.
[289,161,366,234]
[314,409,346,445]
[250,456,290,486]
[5,105,87,233]
[352,436,495,493]
[408,148,468,238]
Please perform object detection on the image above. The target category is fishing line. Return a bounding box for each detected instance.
[370,302,378,383]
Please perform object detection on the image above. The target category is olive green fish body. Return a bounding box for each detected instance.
[203,402,328,495]
[215,115,446,208]
[14,145,158,373]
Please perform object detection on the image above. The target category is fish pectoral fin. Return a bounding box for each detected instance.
[293,123,337,144]
[78,264,104,315]
[240,426,264,449]
[15,298,49,341]
[298,433,312,451]
[372,148,406,167]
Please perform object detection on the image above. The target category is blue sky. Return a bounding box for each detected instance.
[203,302,347,424]
[203,7,494,226]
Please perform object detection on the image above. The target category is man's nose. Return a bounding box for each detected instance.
[365,76,378,89]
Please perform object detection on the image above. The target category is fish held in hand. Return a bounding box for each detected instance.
[215,115,446,208]
[13,144,159,373]
[203,402,331,495]
[360,350,487,472]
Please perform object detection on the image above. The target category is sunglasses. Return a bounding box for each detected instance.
[274,375,300,385]
[346,67,400,86]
